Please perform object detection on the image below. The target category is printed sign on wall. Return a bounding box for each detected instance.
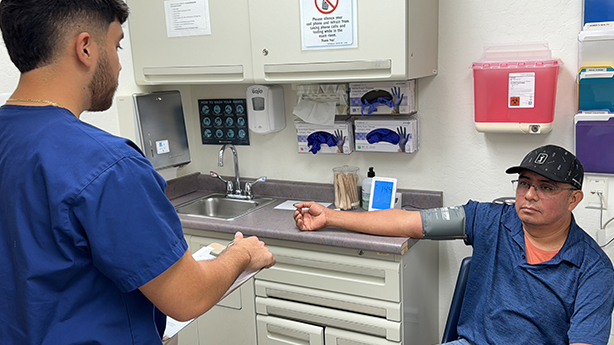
[164,0,211,38]
[300,0,357,50]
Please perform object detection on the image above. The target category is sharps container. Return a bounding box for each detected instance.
[471,43,562,134]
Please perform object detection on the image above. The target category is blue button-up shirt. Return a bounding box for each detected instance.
[458,200,614,345]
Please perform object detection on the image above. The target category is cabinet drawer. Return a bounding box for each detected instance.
[325,328,400,345]
[257,315,324,345]
[256,297,401,342]
[255,280,401,321]
[257,245,401,302]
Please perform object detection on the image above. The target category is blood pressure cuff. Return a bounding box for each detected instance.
[420,206,466,240]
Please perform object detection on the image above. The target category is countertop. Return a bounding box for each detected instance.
[166,172,443,255]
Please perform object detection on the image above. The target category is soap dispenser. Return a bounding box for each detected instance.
[246,85,286,134]
[362,167,375,210]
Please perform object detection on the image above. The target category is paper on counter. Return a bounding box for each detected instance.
[274,200,332,210]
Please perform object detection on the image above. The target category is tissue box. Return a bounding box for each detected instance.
[354,116,418,153]
[349,80,416,115]
[295,83,349,115]
[295,120,354,154]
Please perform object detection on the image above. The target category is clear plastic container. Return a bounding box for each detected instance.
[332,165,360,210]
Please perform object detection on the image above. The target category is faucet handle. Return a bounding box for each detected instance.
[245,176,267,198]
[210,171,233,194]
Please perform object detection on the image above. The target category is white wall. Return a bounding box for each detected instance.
[3,0,614,341]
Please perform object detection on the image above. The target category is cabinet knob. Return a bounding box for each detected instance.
[262,48,269,56]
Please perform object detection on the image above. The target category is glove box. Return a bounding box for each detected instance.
[295,119,354,154]
[354,116,418,153]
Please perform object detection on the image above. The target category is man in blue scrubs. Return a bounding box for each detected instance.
[0,1,275,344]
[294,145,614,345]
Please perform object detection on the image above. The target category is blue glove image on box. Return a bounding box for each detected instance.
[366,128,400,145]
[307,131,339,154]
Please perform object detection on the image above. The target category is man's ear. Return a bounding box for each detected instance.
[568,190,584,212]
[75,32,94,68]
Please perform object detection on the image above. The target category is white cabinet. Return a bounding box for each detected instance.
[180,230,438,345]
[255,241,438,345]
[126,0,253,85]
[248,0,438,83]
[127,0,438,84]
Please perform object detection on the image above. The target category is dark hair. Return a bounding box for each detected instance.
[0,0,129,73]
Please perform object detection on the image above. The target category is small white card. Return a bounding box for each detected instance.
[156,140,170,154]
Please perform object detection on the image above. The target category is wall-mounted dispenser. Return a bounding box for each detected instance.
[133,90,191,170]
[246,85,286,134]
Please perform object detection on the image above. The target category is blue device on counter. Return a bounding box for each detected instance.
[368,177,397,211]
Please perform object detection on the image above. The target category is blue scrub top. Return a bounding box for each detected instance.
[0,105,188,344]
[458,200,614,345]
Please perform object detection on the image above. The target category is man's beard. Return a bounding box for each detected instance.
[87,51,118,112]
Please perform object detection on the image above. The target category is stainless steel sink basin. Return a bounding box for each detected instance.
[175,193,276,221]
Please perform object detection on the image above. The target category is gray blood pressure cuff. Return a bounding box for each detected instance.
[420,206,466,240]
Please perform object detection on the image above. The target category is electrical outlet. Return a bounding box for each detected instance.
[585,177,609,209]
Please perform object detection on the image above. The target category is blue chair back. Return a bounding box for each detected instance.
[441,256,472,343]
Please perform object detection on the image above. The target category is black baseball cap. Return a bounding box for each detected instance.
[506,145,584,190]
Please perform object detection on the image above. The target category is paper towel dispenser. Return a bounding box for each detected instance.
[133,91,191,170]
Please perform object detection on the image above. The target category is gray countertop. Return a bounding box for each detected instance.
[166,172,443,255]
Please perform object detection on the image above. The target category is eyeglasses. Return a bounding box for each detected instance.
[511,179,577,199]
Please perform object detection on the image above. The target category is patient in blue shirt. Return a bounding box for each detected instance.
[294,144,614,345]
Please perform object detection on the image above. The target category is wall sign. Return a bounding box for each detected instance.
[199,99,250,146]
[164,0,211,38]
[300,0,357,50]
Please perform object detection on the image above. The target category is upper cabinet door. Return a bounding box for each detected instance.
[127,0,254,85]
[248,0,438,83]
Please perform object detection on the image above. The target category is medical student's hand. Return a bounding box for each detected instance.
[391,87,404,113]
[226,232,275,271]
[293,202,328,231]
[397,126,409,152]
[334,129,346,153]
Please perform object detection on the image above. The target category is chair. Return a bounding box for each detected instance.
[441,256,472,343]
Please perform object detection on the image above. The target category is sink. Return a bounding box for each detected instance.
[175,193,276,221]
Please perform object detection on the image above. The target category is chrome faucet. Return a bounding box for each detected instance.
[217,144,242,196]
[211,144,267,199]
[245,176,266,199]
